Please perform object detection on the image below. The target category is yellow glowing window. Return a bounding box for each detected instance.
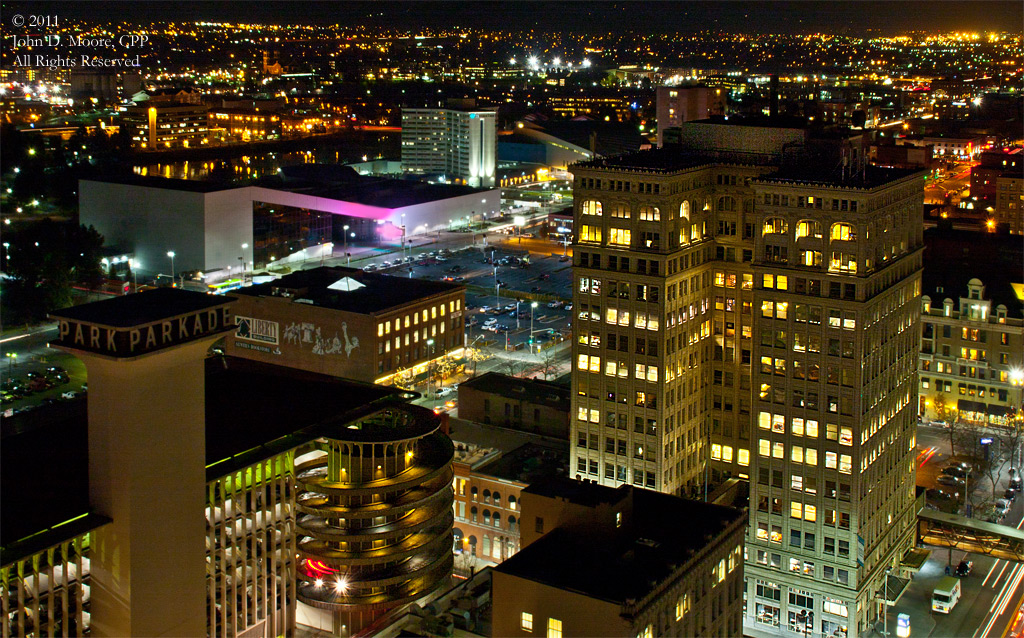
[609,228,631,246]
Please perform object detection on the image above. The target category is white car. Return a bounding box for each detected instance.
[436,386,454,397]
[478,306,493,313]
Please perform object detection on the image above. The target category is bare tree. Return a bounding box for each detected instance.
[933,393,963,458]
[954,421,1008,503]
[1001,414,1024,472]
[498,357,529,378]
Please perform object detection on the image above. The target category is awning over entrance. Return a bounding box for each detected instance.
[880,573,911,606]
[957,399,986,413]
[899,547,931,573]
[989,404,1011,417]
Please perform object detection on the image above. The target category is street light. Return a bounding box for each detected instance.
[343,225,350,265]
[240,243,249,284]
[426,338,436,402]
[530,302,538,352]
[880,567,892,637]
[167,251,176,287]
[494,266,500,307]
[515,300,521,330]
[5,352,17,373]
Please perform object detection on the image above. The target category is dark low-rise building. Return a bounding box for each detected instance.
[457,372,569,438]
[492,477,746,638]
[226,266,466,384]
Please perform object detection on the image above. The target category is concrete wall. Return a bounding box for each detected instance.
[202,188,255,277]
[458,385,569,438]
[674,121,806,158]
[395,187,502,236]
[491,571,631,638]
[80,180,209,276]
[225,295,377,382]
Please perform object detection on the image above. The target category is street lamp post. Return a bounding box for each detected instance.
[240,243,249,284]
[5,352,16,374]
[494,266,499,307]
[515,300,521,330]
[167,250,176,287]
[426,338,435,402]
[530,302,538,353]
[880,567,892,637]
[343,225,350,266]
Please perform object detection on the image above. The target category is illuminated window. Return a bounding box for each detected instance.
[639,206,660,221]
[763,217,788,235]
[609,228,631,246]
[547,618,563,638]
[580,225,602,243]
[795,219,822,239]
[675,592,691,619]
[581,200,603,216]
[830,223,857,241]
[738,449,750,466]
[521,612,534,632]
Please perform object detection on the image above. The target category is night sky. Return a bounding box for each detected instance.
[1,1,1021,34]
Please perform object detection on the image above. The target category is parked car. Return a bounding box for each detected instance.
[955,560,973,577]
[1005,488,1018,501]
[941,464,971,479]
[435,386,454,397]
[927,488,959,502]
[996,498,1013,512]
[61,391,78,400]
[1010,477,1022,491]
[937,475,965,488]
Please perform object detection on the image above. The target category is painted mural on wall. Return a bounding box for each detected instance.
[283,321,360,357]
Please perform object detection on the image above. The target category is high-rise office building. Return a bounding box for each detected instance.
[655,86,726,147]
[568,118,925,638]
[401,108,497,187]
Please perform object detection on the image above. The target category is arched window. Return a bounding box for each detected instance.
[469,535,478,556]
[795,220,822,239]
[482,489,491,503]
[483,509,491,525]
[680,201,690,221]
[470,506,478,523]
[639,206,660,221]
[830,223,857,241]
[581,200,603,216]
[508,495,517,510]
[493,513,502,528]
[492,491,501,504]
[471,486,478,500]
[763,217,788,235]
[482,535,491,556]
[717,196,736,212]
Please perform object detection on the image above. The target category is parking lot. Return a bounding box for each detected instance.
[1,359,87,419]
[361,239,576,355]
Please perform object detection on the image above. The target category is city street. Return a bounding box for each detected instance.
[876,422,1024,637]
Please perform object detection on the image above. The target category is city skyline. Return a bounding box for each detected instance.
[1,0,1022,34]
[0,1,1022,637]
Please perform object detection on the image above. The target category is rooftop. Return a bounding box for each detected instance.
[51,287,233,328]
[1,356,402,553]
[498,479,745,605]
[459,372,569,410]
[922,227,1024,319]
[82,174,238,193]
[236,266,463,315]
[474,441,568,485]
[758,164,923,190]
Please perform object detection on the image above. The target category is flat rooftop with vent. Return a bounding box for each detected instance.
[223,266,466,383]
[490,476,747,638]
